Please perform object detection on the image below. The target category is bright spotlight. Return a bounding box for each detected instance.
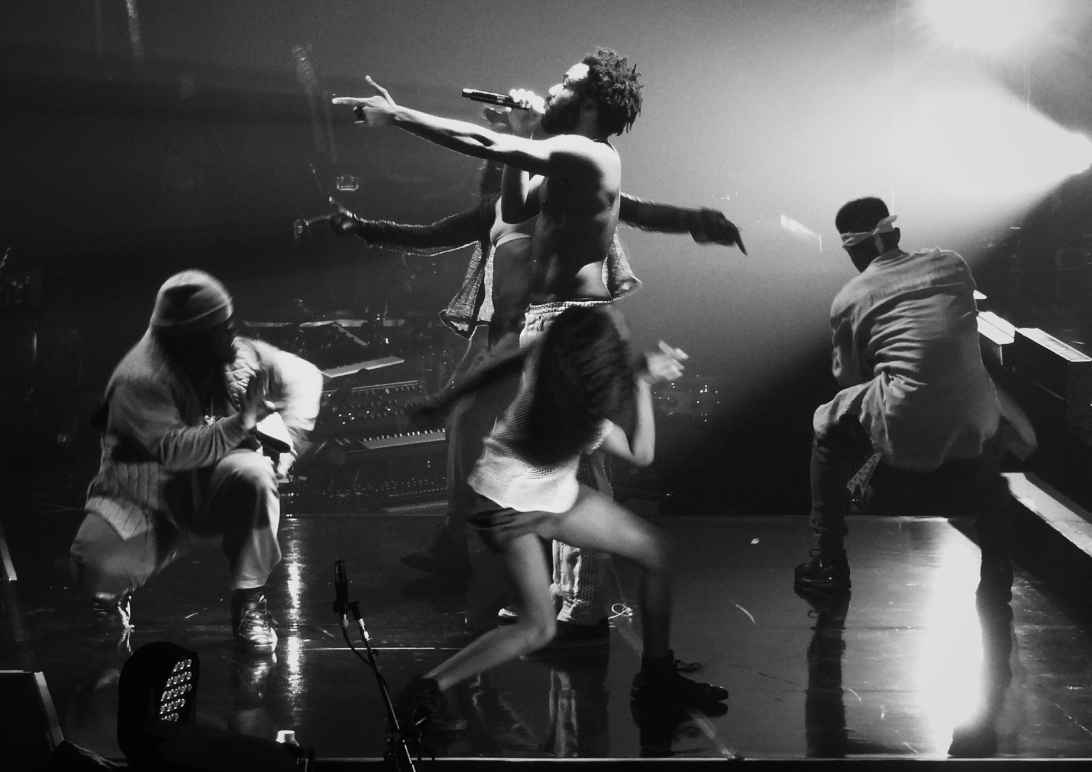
[916,0,1065,57]
[889,79,1092,208]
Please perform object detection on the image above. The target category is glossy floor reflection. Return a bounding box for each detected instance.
[4,514,1092,761]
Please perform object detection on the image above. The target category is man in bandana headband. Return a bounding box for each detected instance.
[795,197,1029,603]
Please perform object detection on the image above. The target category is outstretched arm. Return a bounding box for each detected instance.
[332,77,601,178]
[619,194,747,254]
[407,336,529,423]
[329,198,491,251]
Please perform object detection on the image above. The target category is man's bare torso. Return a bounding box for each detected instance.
[524,140,621,304]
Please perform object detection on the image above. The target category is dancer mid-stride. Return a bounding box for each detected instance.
[397,306,730,734]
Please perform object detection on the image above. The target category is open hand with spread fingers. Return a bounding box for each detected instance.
[640,341,689,385]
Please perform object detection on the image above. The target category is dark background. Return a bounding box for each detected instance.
[3,0,1092,514]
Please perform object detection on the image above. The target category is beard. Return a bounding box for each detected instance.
[540,97,582,135]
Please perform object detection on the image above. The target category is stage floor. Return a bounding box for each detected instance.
[4,511,1092,762]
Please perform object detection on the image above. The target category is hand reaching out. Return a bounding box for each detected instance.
[331,75,399,127]
[692,209,747,255]
[327,198,363,236]
[640,341,689,385]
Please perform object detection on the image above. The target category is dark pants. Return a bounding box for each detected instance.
[437,325,522,562]
[810,416,1014,601]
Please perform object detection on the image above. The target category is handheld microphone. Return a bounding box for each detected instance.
[461,88,525,110]
[333,560,349,618]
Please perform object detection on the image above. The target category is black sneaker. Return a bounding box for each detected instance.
[794,549,851,595]
[631,651,729,712]
[231,588,278,651]
[949,722,998,757]
[397,676,468,736]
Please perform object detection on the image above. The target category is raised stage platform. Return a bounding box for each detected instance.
[3,506,1092,768]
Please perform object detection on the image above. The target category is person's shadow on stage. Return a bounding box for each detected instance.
[800,589,1019,758]
[540,645,611,757]
[800,590,899,758]
[948,596,1018,757]
[460,645,612,757]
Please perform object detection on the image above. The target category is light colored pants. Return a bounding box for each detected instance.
[70,449,282,598]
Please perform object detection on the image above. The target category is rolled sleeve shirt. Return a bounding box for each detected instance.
[813,248,1000,471]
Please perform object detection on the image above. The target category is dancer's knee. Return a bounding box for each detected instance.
[519,614,557,650]
[644,535,671,575]
[217,450,277,493]
[69,512,156,598]
[206,450,280,533]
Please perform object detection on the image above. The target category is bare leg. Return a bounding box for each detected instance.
[543,485,671,661]
[553,451,615,626]
[426,532,556,691]
[541,490,729,711]
[422,486,724,714]
[426,483,669,691]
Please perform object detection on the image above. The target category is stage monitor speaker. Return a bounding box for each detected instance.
[977,311,1016,369]
[1011,327,1092,441]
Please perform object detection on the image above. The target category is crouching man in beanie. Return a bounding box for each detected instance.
[69,270,323,650]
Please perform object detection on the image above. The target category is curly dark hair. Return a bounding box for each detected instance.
[577,48,643,136]
[514,306,635,466]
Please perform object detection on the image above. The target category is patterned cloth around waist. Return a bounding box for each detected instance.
[519,298,617,348]
[440,233,642,339]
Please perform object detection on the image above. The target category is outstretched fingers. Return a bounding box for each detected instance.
[364,75,393,102]
[330,74,391,106]
[658,341,689,362]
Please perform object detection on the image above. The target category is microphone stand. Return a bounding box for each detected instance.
[338,600,416,772]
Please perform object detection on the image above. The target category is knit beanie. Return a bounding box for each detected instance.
[149,270,233,332]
